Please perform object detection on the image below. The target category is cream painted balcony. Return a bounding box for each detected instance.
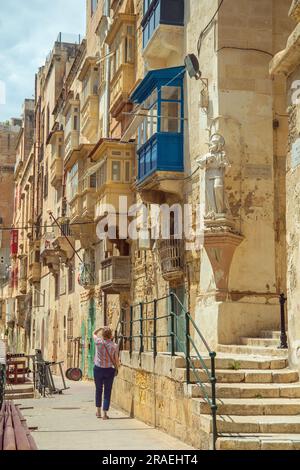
[110,64,135,118]
[65,130,80,162]
[100,256,131,293]
[64,99,80,163]
[50,159,63,189]
[81,189,97,220]
[28,263,41,284]
[81,95,99,142]
[79,57,100,142]
[90,139,135,222]
[50,130,64,188]
[69,194,83,224]
[106,13,136,119]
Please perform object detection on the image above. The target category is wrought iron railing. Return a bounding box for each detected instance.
[117,292,218,450]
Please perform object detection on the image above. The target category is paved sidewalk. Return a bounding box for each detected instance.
[18,379,194,450]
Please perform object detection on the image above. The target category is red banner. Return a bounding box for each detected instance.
[10,229,18,256]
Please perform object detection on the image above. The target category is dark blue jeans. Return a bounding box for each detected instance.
[93,366,115,411]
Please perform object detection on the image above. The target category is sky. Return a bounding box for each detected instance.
[0,0,86,121]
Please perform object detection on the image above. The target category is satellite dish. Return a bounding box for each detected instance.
[184,54,201,80]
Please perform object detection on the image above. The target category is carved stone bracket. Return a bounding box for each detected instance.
[204,230,244,301]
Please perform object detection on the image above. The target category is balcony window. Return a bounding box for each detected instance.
[142,0,184,49]
[131,66,185,182]
[91,0,98,16]
[96,162,107,190]
[110,24,135,80]
[112,161,121,181]
[69,163,79,200]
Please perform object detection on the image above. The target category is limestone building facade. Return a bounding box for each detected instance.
[5,0,300,450]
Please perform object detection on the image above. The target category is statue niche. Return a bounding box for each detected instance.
[196,133,231,223]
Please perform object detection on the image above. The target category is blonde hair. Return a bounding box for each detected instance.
[102,327,113,340]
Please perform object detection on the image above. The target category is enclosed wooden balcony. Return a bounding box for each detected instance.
[157,237,184,282]
[79,56,100,142]
[28,262,41,284]
[65,130,80,161]
[81,190,97,220]
[81,95,99,142]
[100,256,131,293]
[50,129,64,188]
[50,158,63,188]
[110,64,135,119]
[91,140,135,222]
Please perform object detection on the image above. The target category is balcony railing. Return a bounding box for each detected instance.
[157,237,184,281]
[101,256,131,293]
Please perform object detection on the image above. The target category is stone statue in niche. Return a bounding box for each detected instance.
[196,133,231,220]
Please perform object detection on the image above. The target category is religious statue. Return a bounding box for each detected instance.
[196,133,231,220]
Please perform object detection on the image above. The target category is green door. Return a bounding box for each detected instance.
[87,299,96,379]
[168,286,186,354]
[81,321,86,373]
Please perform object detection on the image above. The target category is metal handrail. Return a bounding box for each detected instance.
[117,291,218,450]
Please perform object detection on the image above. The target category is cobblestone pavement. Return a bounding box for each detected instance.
[19,379,194,450]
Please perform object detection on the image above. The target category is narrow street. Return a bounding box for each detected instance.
[18,379,194,451]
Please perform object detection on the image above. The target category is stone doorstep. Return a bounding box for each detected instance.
[175,368,299,384]
[4,393,35,400]
[199,414,300,435]
[174,355,288,370]
[218,345,288,358]
[193,397,300,416]
[260,330,281,339]
[241,337,281,347]
[187,382,300,399]
[217,434,300,451]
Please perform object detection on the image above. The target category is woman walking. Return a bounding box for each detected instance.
[93,326,120,420]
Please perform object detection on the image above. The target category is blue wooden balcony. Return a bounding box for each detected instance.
[131,66,185,185]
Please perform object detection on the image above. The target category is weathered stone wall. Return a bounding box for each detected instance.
[112,352,211,449]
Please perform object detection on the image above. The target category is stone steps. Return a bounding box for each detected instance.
[174,354,287,370]
[188,382,300,399]
[218,344,288,357]
[5,384,35,400]
[241,337,280,347]
[4,392,35,400]
[260,330,281,339]
[193,397,300,416]
[216,434,300,450]
[200,414,300,435]
[176,367,298,384]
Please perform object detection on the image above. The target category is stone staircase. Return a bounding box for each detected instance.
[5,382,35,401]
[176,330,300,450]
